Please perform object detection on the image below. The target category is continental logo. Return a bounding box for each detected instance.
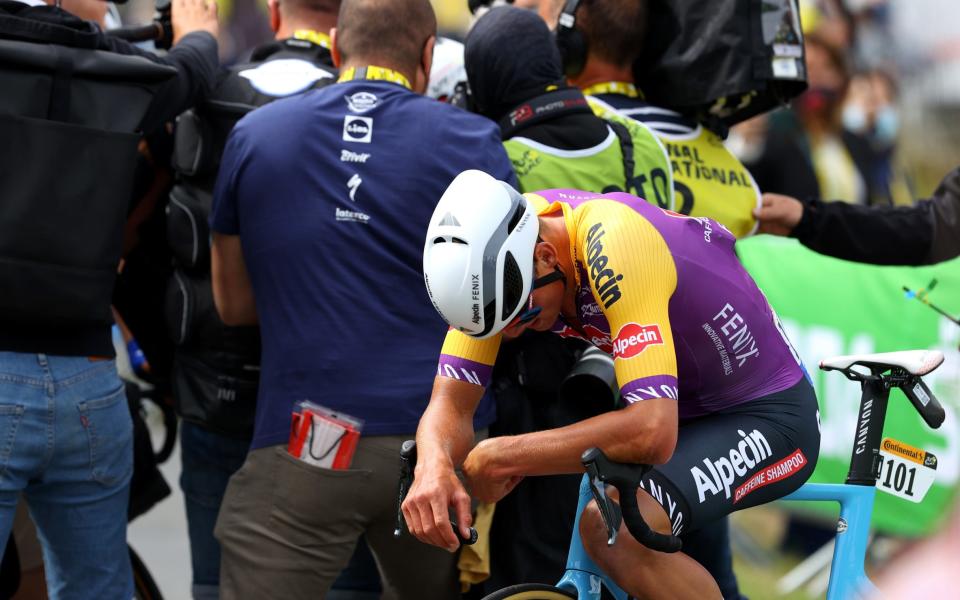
[612,323,663,359]
[585,222,623,308]
[881,438,936,468]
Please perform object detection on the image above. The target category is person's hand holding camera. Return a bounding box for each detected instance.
[172,0,219,45]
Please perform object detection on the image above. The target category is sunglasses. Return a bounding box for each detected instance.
[514,266,566,325]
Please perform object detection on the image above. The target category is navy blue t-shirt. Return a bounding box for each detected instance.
[211,78,516,449]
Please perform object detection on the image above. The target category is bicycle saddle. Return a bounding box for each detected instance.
[819,350,944,376]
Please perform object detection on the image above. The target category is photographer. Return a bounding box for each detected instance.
[0,0,218,596]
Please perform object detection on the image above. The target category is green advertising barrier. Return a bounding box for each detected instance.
[737,236,960,536]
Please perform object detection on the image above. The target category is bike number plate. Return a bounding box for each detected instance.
[877,438,937,503]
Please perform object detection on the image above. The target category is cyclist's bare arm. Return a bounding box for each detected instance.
[402,376,483,552]
[463,396,678,503]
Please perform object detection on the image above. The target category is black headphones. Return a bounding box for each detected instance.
[555,0,587,78]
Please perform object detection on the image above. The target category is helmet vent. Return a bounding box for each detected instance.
[439,212,461,227]
[506,202,525,233]
[432,236,467,245]
[502,251,523,320]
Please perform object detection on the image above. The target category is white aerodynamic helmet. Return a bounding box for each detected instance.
[424,170,539,339]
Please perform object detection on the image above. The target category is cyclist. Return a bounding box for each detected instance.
[404,169,821,599]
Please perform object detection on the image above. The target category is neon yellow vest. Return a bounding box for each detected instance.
[504,104,674,211]
[589,97,760,237]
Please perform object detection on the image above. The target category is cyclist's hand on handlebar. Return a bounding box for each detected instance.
[754,193,803,237]
[401,464,472,553]
[172,0,219,45]
[463,439,524,503]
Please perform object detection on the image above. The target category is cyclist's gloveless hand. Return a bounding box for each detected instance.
[462,437,524,503]
[401,462,473,553]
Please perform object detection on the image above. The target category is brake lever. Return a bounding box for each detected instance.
[585,459,622,546]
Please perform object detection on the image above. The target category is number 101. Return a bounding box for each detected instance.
[880,459,917,496]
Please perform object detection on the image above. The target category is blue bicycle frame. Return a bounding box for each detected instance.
[781,483,880,600]
[554,474,628,599]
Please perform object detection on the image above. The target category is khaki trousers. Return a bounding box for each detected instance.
[215,435,461,600]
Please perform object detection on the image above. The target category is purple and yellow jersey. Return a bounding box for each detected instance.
[437,189,805,419]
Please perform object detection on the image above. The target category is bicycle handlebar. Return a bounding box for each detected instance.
[581,447,682,554]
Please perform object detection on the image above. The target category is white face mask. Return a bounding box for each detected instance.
[842,104,868,134]
[873,106,899,145]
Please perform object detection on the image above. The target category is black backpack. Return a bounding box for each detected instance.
[0,6,175,329]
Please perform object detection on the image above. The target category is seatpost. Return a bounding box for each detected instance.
[845,376,890,486]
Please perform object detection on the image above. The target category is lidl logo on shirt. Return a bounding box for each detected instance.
[612,323,663,359]
[343,116,373,143]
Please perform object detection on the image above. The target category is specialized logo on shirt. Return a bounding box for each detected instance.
[703,303,760,371]
[690,429,776,503]
[347,174,362,201]
[335,207,370,223]
[344,91,380,113]
[585,222,623,309]
[341,150,371,163]
[612,323,663,359]
[343,116,373,143]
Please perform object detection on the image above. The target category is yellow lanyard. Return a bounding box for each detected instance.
[582,81,642,99]
[338,66,412,90]
[292,29,332,50]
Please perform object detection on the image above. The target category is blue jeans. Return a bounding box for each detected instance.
[179,421,250,600]
[0,353,133,600]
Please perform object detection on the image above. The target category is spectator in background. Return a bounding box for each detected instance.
[165,1,339,598]
[209,0,516,597]
[754,166,960,266]
[740,33,888,206]
[0,0,219,596]
[843,68,913,205]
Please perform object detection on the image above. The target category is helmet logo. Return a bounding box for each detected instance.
[471,274,481,325]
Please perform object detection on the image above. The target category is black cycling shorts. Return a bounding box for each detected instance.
[639,376,820,535]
